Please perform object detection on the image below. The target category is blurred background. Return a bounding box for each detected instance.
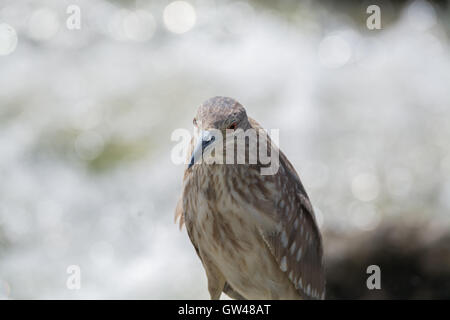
[0,0,450,299]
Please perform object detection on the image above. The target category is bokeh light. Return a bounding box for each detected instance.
[348,202,381,231]
[27,8,60,41]
[318,33,352,68]
[405,0,437,31]
[351,173,380,202]
[163,1,196,34]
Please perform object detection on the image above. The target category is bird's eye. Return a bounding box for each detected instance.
[193,118,197,126]
[228,122,237,130]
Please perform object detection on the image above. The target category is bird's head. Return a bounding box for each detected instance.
[194,96,250,132]
[189,96,251,169]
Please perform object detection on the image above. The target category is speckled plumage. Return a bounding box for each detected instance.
[175,96,325,300]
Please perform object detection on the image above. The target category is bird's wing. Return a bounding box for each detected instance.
[248,117,326,300]
[223,282,246,300]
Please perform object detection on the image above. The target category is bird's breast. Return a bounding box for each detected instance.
[184,167,298,299]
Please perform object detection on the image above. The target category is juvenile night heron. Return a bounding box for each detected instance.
[175,96,325,300]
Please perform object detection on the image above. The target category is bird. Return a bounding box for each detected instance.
[175,96,325,300]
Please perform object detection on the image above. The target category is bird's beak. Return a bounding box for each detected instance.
[188,130,216,169]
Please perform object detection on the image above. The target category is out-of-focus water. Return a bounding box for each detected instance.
[0,0,449,299]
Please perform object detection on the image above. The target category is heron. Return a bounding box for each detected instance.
[175,96,325,300]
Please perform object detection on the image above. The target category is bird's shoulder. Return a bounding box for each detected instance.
[257,156,325,299]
